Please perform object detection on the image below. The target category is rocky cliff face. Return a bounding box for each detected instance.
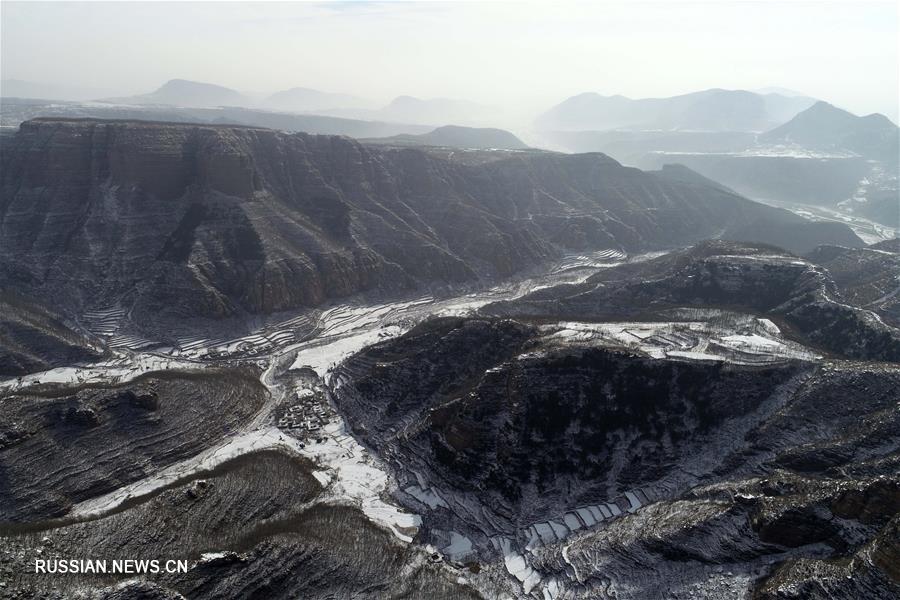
[1,119,855,331]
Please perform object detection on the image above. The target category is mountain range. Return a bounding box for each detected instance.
[539,97,899,231]
[535,88,817,132]
[92,80,504,128]
[0,118,860,339]
[0,113,898,600]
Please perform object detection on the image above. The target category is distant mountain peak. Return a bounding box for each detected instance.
[762,101,898,161]
[536,88,816,133]
[154,79,239,93]
[806,100,846,113]
[107,79,249,108]
[861,112,897,127]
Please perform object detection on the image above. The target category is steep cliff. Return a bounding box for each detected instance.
[1,118,856,330]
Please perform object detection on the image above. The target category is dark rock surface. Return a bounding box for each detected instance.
[1,119,858,333]
[0,292,104,376]
[0,367,266,522]
[335,317,807,524]
[0,449,480,600]
[331,312,899,599]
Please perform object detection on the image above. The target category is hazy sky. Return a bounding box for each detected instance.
[2,0,898,120]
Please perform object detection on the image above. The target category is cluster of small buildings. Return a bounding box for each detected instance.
[277,387,331,437]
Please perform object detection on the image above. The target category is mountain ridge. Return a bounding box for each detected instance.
[105,79,251,108]
[0,118,862,334]
[761,100,899,162]
[536,88,817,132]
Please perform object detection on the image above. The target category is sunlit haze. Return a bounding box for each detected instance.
[2,0,898,122]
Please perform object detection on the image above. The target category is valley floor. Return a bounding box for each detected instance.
[2,244,898,600]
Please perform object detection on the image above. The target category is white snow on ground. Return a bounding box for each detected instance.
[284,249,641,377]
[199,552,230,562]
[499,537,542,593]
[296,419,421,543]
[311,471,332,486]
[543,317,819,364]
[72,426,304,517]
[649,146,858,159]
[575,508,597,526]
[758,318,781,336]
[494,490,650,599]
[21,247,795,598]
[291,326,402,378]
[624,491,642,512]
[666,350,724,361]
[443,531,474,561]
[71,415,423,544]
[0,354,201,394]
[406,485,449,509]
[542,577,562,600]
[549,520,569,539]
[535,523,556,544]
[563,513,582,531]
[720,334,782,349]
